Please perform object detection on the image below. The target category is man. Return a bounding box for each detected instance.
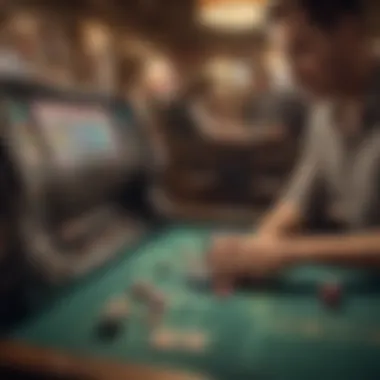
[209,0,380,281]
[128,56,182,169]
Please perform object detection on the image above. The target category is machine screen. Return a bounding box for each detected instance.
[33,102,118,165]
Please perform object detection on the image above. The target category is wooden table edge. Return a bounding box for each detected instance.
[0,340,210,380]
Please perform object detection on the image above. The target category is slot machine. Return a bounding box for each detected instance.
[0,77,147,289]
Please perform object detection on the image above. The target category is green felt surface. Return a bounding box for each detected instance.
[9,226,380,380]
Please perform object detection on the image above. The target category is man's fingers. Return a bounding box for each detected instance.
[208,235,235,261]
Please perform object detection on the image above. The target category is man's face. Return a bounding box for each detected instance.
[277,11,350,97]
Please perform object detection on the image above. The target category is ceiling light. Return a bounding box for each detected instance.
[197,0,267,32]
[83,21,110,54]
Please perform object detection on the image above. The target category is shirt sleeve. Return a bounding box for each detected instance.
[281,109,321,212]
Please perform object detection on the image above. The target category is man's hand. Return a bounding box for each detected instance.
[207,234,291,281]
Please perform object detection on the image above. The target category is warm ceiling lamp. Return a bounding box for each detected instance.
[197,0,267,32]
[83,21,110,54]
[11,13,38,35]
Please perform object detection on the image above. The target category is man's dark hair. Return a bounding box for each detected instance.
[268,0,366,30]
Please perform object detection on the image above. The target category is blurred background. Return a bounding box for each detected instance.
[0,0,283,91]
[0,0,377,88]
[1,2,380,379]
[0,0,380,214]
[0,0,379,217]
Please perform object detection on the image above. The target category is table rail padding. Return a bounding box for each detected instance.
[0,341,209,380]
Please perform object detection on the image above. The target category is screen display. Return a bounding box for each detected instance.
[33,102,118,165]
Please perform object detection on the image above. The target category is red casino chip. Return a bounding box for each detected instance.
[319,282,342,308]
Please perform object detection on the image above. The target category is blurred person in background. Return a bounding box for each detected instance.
[247,49,307,141]
[191,61,291,146]
[127,56,180,118]
[191,78,249,144]
[125,56,183,168]
[208,0,380,281]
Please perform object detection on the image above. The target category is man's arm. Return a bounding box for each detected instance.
[257,201,303,237]
[257,111,320,237]
[282,231,380,267]
[259,99,380,268]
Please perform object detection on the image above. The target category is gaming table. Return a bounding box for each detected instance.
[0,340,205,380]
[3,225,380,380]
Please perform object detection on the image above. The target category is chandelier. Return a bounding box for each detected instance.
[197,0,267,32]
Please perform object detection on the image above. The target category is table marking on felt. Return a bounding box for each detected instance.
[177,331,210,352]
[267,317,380,345]
[150,328,178,351]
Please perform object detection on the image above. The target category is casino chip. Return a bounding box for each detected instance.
[105,296,130,318]
[97,317,122,341]
[319,282,342,309]
[213,280,233,298]
[131,281,154,301]
[97,296,130,340]
[150,328,178,350]
[150,290,166,312]
[148,290,166,327]
[179,332,209,352]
